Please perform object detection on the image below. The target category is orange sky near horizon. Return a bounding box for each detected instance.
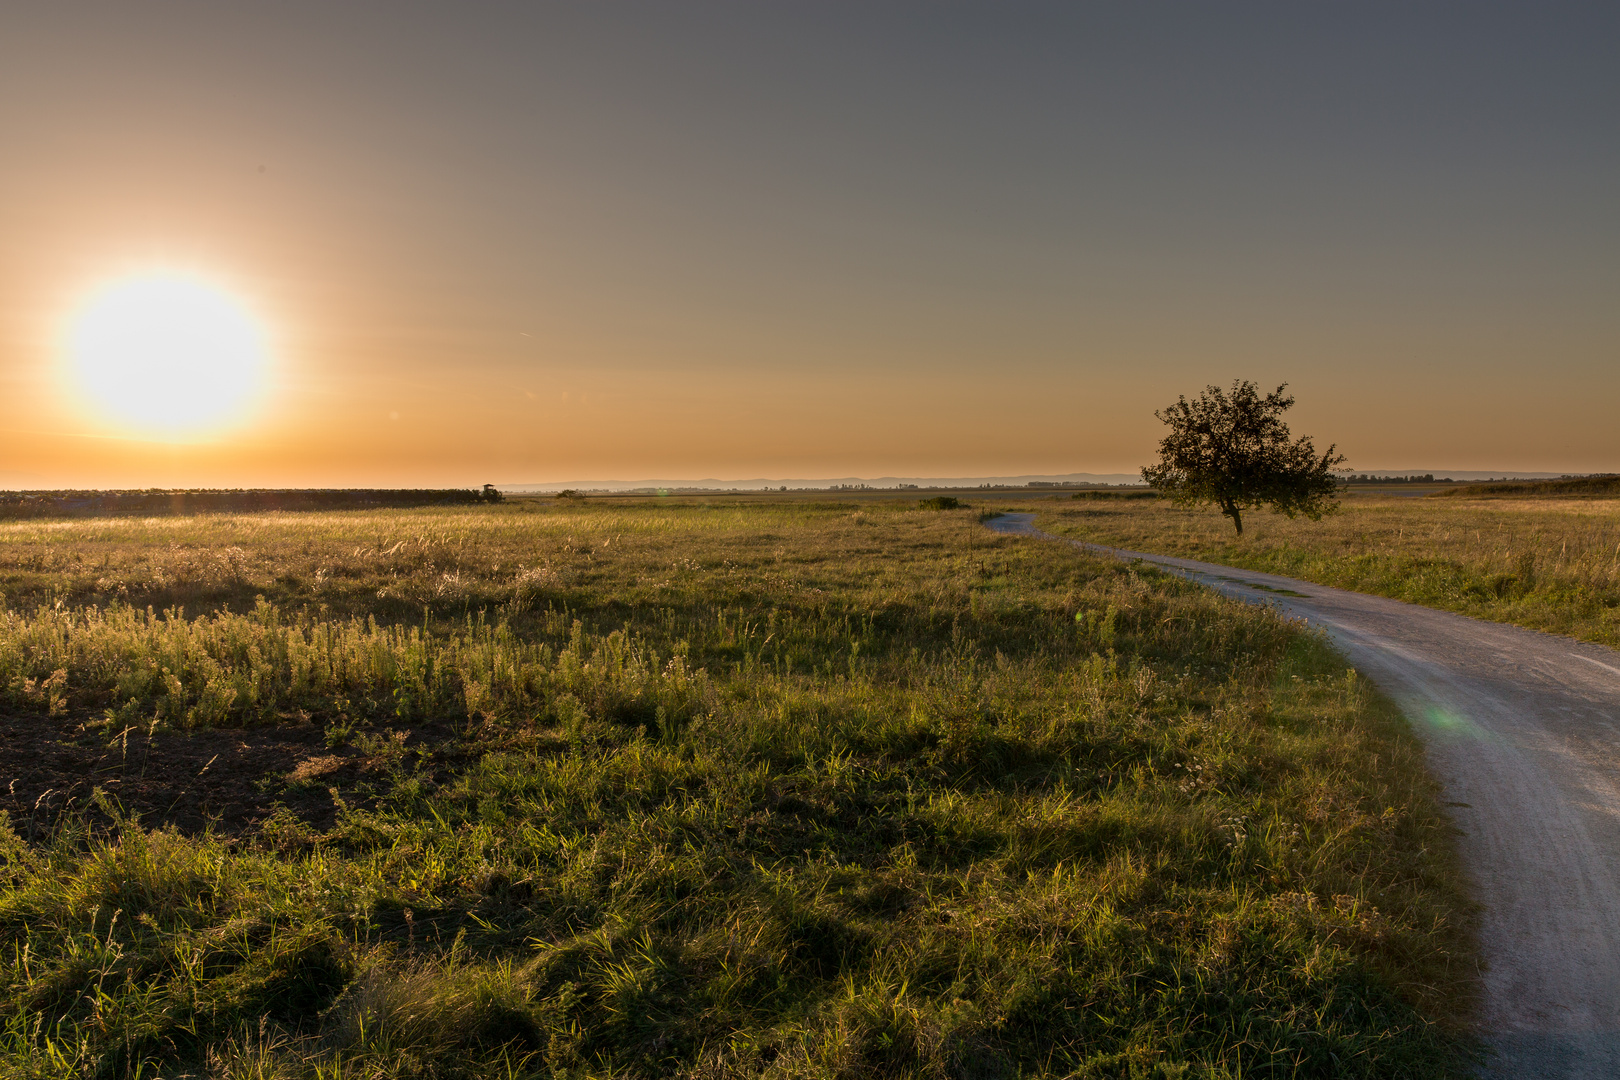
[2,3,1617,489]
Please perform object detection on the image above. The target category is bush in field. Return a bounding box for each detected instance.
[919,496,961,509]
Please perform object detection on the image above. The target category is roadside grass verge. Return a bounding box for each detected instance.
[1039,494,1620,647]
[0,503,1476,1076]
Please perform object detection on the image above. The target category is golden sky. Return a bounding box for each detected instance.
[2,3,1617,487]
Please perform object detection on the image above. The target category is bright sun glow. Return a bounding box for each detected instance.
[66,272,270,438]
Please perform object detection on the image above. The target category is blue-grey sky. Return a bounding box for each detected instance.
[2,2,1615,485]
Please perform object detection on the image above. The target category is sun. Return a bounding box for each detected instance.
[65,271,271,438]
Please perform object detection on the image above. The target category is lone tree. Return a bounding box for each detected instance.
[1141,381,1345,535]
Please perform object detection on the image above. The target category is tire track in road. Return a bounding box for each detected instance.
[987,512,1620,1079]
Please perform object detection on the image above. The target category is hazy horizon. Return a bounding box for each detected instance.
[0,468,1586,495]
[4,3,1617,487]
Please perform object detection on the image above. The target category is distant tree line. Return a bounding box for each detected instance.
[0,487,504,520]
[1338,474,1452,484]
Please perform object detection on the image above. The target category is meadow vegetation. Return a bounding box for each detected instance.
[1436,475,1620,499]
[1040,491,1620,647]
[0,500,1476,1077]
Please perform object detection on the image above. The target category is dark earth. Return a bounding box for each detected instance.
[0,712,459,842]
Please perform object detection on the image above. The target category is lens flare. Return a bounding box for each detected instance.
[65,272,270,438]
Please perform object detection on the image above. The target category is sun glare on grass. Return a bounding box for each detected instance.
[65,271,270,439]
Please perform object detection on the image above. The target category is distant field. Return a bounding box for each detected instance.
[0,488,501,520]
[0,499,1474,1077]
[1038,490,1620,647]
[1436,474,1620,499]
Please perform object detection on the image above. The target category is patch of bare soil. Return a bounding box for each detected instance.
[0,713,458,840]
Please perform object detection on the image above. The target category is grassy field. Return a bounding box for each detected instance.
[1040,490,1620,647]
[0,498,1476,1077]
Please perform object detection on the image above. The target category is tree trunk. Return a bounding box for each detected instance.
[1224,502,1243,535]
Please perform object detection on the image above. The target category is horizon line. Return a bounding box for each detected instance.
[496,469,1581,492]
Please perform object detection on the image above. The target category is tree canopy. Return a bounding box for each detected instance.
[1141,381,1345,535]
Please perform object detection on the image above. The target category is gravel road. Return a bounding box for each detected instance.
[986,512,1620,1079]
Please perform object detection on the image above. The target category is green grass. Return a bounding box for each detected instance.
[0,500,1476,1077]
[1040,493,1620,647]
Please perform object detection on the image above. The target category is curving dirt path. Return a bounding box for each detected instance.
[986,512,1620,1079]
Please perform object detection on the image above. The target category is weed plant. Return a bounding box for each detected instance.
[1042,494,1620,646]
[0,502,1475,1077]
